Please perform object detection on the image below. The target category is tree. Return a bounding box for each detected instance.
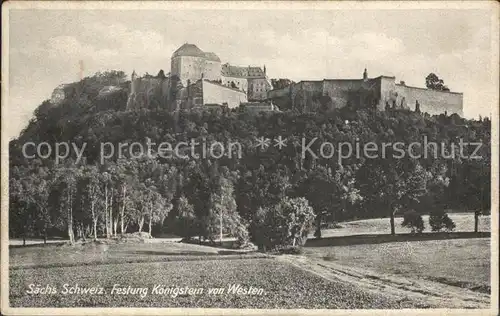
[401,210,424,234]
[270,78,295,90]
[252,197,315,251]
[358,159,429,236]
[425,73,450,91]
[205,167,248,245]
[298,165,362,239]
[52,164,81,244]
[175,196,198,240]
[113,159,139,234]
[80,165,102,240]
[429,209,456,232]
[157,69,166,79]
[9,177,34,246]
[27,169,52,244]
[100,170,113,238]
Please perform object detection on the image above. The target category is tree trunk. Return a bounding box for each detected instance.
[124,220,129,234]
[148,216,152,235]
[109,189,114,237]
[390,209,396,236]
[93,218,98,240]
[81,224,86,241]
[121,186,126,234]
[474,211,479,233]
[43,222,47,245]
[105,184,109,238]
[314,213,322,239]
[23,224,26,246]
[138,216,144,232]
[91,201,98,240]
[68,189,75,245]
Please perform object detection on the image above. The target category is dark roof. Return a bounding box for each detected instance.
[204,52,221,62]
[222,63,265,78]
[172,43,206,58]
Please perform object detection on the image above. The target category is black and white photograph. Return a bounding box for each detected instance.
[1,1,498,315]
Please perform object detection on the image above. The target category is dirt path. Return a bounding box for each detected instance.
[277,255,490,309]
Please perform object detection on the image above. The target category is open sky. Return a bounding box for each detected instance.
[6,3,497,139]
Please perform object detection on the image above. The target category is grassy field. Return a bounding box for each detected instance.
[9,240,234,269]
[314,213,490,238]
[10,257,419,308]
[304,238,490,293]
[9,213,492,308]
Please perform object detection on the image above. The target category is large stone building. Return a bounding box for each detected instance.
[268,69,463,116]
[170,43,272,102]
[126,43,462,116]
[171,44,222,85]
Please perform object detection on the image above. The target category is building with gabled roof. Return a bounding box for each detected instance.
[170,43,272,101]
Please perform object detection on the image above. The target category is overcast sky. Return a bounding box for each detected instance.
[6,5,497,139]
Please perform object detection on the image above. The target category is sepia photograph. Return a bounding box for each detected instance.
[1,1,498,315]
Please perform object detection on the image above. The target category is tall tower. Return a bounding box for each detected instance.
[363,68,368,81]
[171,43,218,86]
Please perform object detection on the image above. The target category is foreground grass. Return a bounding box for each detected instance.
[305,238,490,293]
[9,241,231,269]
[10,259,417,308]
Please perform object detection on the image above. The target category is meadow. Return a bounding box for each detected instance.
[10,250,415,308]
[304,238,490,293]
[9,213,492,309]
[315,213,490,238]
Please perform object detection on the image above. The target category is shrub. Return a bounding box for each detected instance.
[277,246,304,255]
[429,210,456,232]
[251,197,315,251]
[401,210,424,234]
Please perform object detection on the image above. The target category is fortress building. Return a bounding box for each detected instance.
[268,69,463,116]
[126,43,462,116]
[170,43,272,102]
[171,44,222,85]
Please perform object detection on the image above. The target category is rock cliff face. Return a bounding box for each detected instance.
[50,84,69,105]
[49,72,129,109]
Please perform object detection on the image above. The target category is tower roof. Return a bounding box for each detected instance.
[172,43,206,58]
[204,52,221,62]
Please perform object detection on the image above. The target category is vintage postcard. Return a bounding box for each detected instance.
[1,1,498,315]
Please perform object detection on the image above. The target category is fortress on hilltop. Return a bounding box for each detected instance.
[268,68,463,116]
[171,43,272,101]
[124,43,463,116]
[126,43,274,111]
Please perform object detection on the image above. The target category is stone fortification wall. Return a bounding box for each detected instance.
[268,76,463,116]
[126,77,171,110]
[394,84,463,116]
[322,80,365,109]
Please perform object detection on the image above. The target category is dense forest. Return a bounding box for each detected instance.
[9,71,491,250]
